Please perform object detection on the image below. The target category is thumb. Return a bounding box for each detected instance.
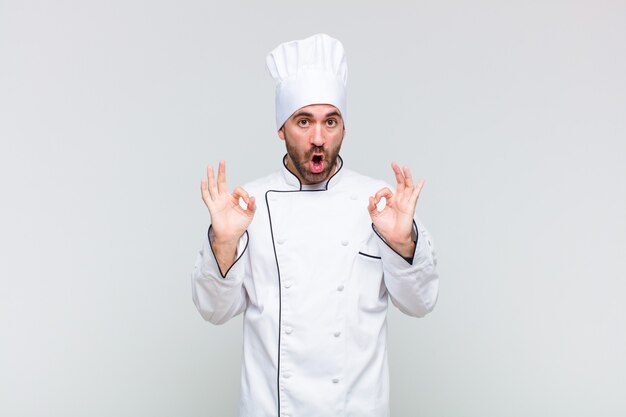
[245,196,257,216]
[368,196,379,217]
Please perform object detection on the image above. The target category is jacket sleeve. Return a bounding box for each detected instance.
[191,226,250,325]
[373,217,439,317]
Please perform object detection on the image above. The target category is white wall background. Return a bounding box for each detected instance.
[1,1,625,416]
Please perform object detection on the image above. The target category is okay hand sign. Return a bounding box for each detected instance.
[201,160,256,246]
[368,162,424,257]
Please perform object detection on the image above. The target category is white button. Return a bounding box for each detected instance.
[341,240,349,246]
[283,373,291,379]
[284,326,293,334]
[334,331,341,337]
[350,194,358,200]
[277,238,285,245]
[332,378,339,384]
[337,285,344,291]
[284,281,292,288]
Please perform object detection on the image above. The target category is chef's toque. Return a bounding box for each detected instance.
[266,33,348,130]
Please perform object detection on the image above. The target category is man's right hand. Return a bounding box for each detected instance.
[201,160,256,273]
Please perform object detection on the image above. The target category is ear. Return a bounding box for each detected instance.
[278,127,285,141]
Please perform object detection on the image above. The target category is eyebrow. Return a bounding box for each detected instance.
[291,111,343,119]
[324,111,342,119]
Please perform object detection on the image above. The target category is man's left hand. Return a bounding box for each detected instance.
[368,162,425,258]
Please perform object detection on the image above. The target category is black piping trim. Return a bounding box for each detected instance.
[371,220,419,265]
[264,190,283,416]
[281,153,344,191]
[265,155,345,415]
[207,226,249,278]
[358,251,382,260]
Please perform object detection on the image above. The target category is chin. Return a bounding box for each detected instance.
[303,168,333,184]
[303,175,325,184]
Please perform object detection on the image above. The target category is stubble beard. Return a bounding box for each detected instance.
[284,136,342,185]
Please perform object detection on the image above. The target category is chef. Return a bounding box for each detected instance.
[192,33,439,417]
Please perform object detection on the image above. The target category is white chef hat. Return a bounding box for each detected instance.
[266,33,348,130]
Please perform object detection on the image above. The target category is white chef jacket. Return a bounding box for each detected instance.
[192,156,439,417]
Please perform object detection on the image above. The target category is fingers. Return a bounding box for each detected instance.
[217,160,227,194]
[410,178,425,203]
[391,162,405,193]
[233,186,256,215]
[392,162,415,194]
[374,187,393,202]
[402,165,414,189]
[392,162,423,202]
[369,187,393,215]
[207,165,217,200]
[246,196,257,215]
[200,178,210,203]
[205,160,229,201]
[232,186,249,202]
[368,196,378,215]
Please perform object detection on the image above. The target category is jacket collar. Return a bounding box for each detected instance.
[281,154,344,191]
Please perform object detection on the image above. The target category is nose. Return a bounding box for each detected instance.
[310,123,325,147]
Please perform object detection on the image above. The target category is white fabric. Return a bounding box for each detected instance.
[191,157,439,417]
[266,33,348,129]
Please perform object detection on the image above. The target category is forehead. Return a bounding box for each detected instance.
[289,103,342,119]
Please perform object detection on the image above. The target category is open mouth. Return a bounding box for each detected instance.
[310,154,325,174]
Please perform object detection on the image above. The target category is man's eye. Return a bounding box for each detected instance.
[327,119,337,127]
[298,119,309,126]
